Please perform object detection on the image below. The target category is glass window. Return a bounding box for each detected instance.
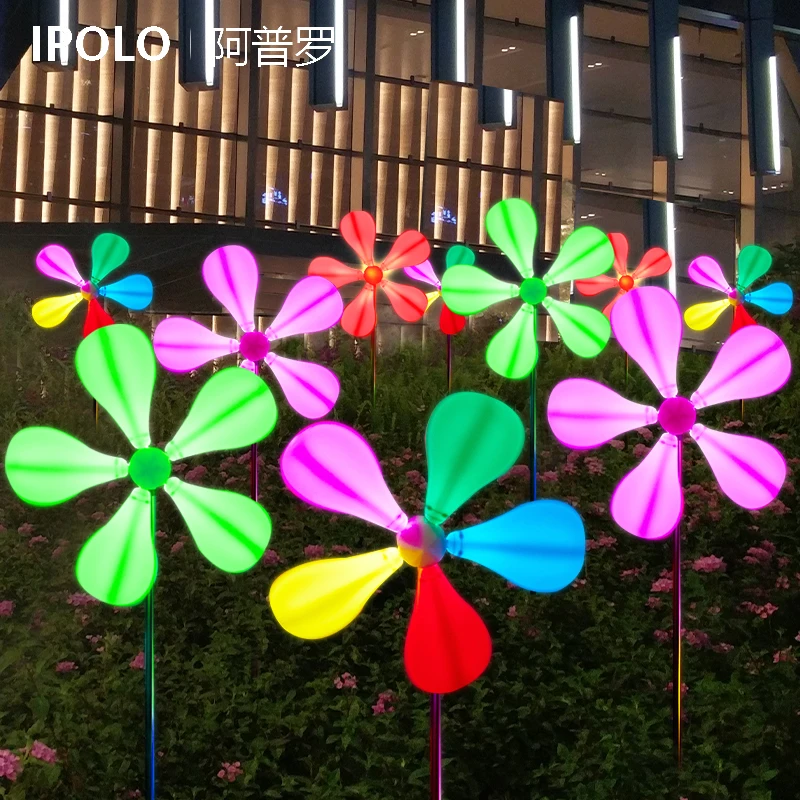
[682,57,742,133]
[482,19,545,94]
[376,0,431,82]
[582,40,650,119]
[676,132,741,201]
[581,114,653,192]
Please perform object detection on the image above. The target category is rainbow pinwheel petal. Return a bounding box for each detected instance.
[687,256,732,294]
[404,259,440,289]
[32,294,83,328]
[684,299,731,331]
[745,282,793,315]
[97,274,153,310]
[736,245,772,291]
[91,233,131,284]
[36,245,83,286]
[445,244,475,268]
[203,245,258,332]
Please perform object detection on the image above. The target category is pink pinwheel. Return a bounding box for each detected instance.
[153,245,343,419]
[547,286,791,540]
[404,259,466,335]
[575,233,671,315]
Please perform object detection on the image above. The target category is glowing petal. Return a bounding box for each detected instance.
[543,297,610,357]
[308,256,363,288]
[447,500,585,592]
[404,565,492,694]
[269,548,404,639]
[340,210,376,265]
[684,299,731,331]
[692,326,791,409]
[381,281,428,322]
[609,232,629,276]
[202,245,258,332]
[75,489,156,606]
[404,259,440,288]
[267,276,343,341]
[745,282,793,315]
[440,266,519,315]
[341,285,376,337]
[632,247,671,280]
[439,302,466,335]
[90,233,130,283]
[5,427,127,506]
[381,230,430,273]
[574,274,619,297]
[425,392,524,525]
[36,245,83,286]
[687,256,731,294]
[543,227,614,286]
[165,367,277,460]
[266,354,339,419]
[547,379,657,449]
[97,274,153,310]
[75,325,155,449]
[691,425,785,510]
[610,433,682,540]
[611,286,681,398]
[736,244,772,291]
[486,305,538,379]
[485,198,536,279]
[32,293,82,328]
[153,317,238,372]
[445,244,475,268]
[83,297,114,337]
[425,290,440,311]
[731,303,757,332]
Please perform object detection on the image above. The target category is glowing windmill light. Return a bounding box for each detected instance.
[684,246,793,334]
[32,233,153,337]
[153,245,343,420]
[440,198,615,379]
[269,392,586,694]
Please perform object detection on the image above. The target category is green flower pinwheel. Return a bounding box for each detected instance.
[441,198,615,379]
[5,324,277,606]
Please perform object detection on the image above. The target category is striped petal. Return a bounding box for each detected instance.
[609,232,629,276]
[267,276,343,340]
[381,281,428,322]
[687,256,731,294]
[745,283,793,315]
[340,210,376,265]
[632,247,671,280]
[32,293,82,328]
[404,259,440,288]
[736,245,772,291]
[440,266,519,315]
[543,227,614,286]
[684,299,731,331]
[97,274,153,311]
[486,305,538,379]
[90,233,130,284]
[202,245,258,332]
[266,354,339,419]
[574,274,619,297]
[485,198,537,279]
[153,317,238,372]
[340,285,377,337]
[544,297,610,357]
[381,230,430,273]
[308,257,363,288]
[36,245,83,286]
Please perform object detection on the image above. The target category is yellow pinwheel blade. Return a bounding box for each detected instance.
[425,290,440,312]
[269,548,404,639]
[32,293,83,328]
[684,299,730,331]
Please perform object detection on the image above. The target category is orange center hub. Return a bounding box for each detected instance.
[363,265,383,286]
[619,275,634,292]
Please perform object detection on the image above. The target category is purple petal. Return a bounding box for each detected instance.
[202,245,258,332]
[153,317,238,372]
[267,276,343,341]
[266,354,340,419]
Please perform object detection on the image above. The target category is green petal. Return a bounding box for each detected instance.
[445,244,475,268]
[76,489,156,606]
[485,199,537,279]
[91,233,130,284]
[75,325,155,449]
[440,266,518,315]
[424,392,524,524]
[164,478,271,572]
[737,245,772,291]
[165,367,277,461]
[5,427,128,506]
[486,304,538,379]
[543,227,614,286]
[543,297,611,357]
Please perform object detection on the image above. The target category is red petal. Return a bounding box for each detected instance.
[439,302,466,334]
[83,297,114,338]
[381,231,430,273]
[341,285,377,337]
[602,290,625,317]
[340,211,376,266]
[381,281,427,323]
[404,565,492,694]
[308,257,363,288]
[609,232,629,276]
[731,303,757,333]
[574,275,619,297]
[633,247,672,280]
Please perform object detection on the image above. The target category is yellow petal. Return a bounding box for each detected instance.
[268,548,404,639]
[425,291,440,312]
[32,294,83,328]
[684,299,730,331]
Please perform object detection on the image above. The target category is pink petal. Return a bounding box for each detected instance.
[340,211,376,265]
[611,287,681,398]
[381,231,430,273]
[687,256,732,294]
[266,354,340,419]
[280,421,408,532]
[609,232,629,276]
[610,433,682,540]
[404,259,440,289]
[691,326,791,409]
[341,285,377,337]
[574,274,619,297]
[547,379,656,449]
[267,276,343,342]
[308,257,363,288]
[691,425,786,509]
[153,317,238,372]
[36,245,83,286]
[632,248,671,280]
[202,245,258,332]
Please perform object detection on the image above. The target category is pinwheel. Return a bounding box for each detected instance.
[684,245,793,334]
[574,232,671,315]
[32,233,153,337]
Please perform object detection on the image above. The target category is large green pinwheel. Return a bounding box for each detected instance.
[441,198,615,378]
[5,324,277,606]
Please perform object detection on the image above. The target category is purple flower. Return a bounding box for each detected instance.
[170,541,184,554]
[29,741,57,764]
[372,690,396,715]
[217,761,243,782]
[304,544,325,560]
[262,549,281,566]
[55,661,77,674]
[0,600,14,618]
[691,555,726,573]
[333,672,357,689]
[130,651,145,670]
[184,465,208,482]
[67,592,99,607]
[498,464,530,485]
[331,544,352,554]
[0,749,22,781]
[28,535,48,546]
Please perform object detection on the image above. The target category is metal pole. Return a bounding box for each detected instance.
[530,312,538,501]
[430,692,442,799]
[446,334,452,394]
[145,492,157,799]
[672,437,683,767]
[371,289,378,406]
[250,442,258,502]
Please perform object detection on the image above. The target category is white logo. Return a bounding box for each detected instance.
[32,26,171,63]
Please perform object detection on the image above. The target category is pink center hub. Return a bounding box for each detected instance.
[657,396,696,436]
[79,280,95,300]
[727,289,740,306]
[396,516,446,568]
[239,331,270,362]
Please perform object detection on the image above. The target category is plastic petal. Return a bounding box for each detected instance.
[485,198,537,279]
[440,266,519,315]
[75,489,156,606]
[543,297,611,357]
[83,297,114,338]
[736,244,772,291]
[308,256,363,288]
[687,256,731,294]
[447,500,585,592]
[75,325,155,449]
[543,227,614,286]
[731,303,757,333]
[269,548,404,639]
[153,317,238,372]
[281,422,408,532]
[5,427,127,506]
[266,276,343,341]
[36,245,83,286]
[404,259,440,288]
[381,281,428,322]
[404,565,492,694]
[745,282,793,315]
[439,303,466,335]
[425,392,524,525]
[340,210,376,265]
[547,379,657,449]
[340,285,377,337]
[165,367,277,460]
[97,274,153,310]
[684,299,731,331]
[164,478,271,572]
[90,233,130,283]
[486,305,538,379]
[610,433,682,540]
[32,293,82,328]
[381,230,430,273]
[691,326,791,409]
[691,425,785,510]
[202,245,258,332]
[574,274,619,297]
[608,232,629,276]
[265,353,339,419]
[611,286,681,398]
[632,247,671,280]
[445,244,475,268]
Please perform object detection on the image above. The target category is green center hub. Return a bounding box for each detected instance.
[519,276,547,306]
[129,447,171,490]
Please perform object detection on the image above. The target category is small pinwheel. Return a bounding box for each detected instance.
[684,245,794,334]
[441,199,614,379]
[153,245,343,419]
[547,286,791,540]
[269,392,585,693]
[309,211,430,338]
[5,324,276,605]
[32,233,153,337]
[574,232,671,315]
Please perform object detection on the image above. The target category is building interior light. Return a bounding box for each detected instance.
[334,0,345,108]
[59,0,70,66]
[456,0,466,82]
[666,202,677,297]
[768,55,781,174]
[204,0,215,87]
[672,36,684,160]
[503,89,513,127]
[569,15,581,144]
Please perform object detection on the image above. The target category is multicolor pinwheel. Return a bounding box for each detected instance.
[269,392,585,693]
[5,324,276,606]
[684,245,794,333]
[547,286,791,540]
[32,233,153,337]
[441,199,614,378]
[574,232,671,315]
[153,245,343,419]
[308,211,430,337]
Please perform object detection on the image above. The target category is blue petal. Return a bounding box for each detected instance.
[745,282,793,315]
[98,274,153,310]
[446,500,585,593]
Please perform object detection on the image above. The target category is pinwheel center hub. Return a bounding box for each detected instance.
[619,274,634,292]
[727,289,740,306]
[240,331,270,361]
[129,447,171,490]
[397,516,446,568]
[658,397,696,436]
[363,265,383,286]
[519,277,547,306]
[79,280,95,300]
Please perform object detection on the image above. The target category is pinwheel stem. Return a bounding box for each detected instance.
[529,313,538,501]
[145,493,157,799]
[93,398,99,428]
[672,439,683,767]
[250,443,258,502]
[371,290,378,406]
[430,693,442,799]
[446,335,453,394]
